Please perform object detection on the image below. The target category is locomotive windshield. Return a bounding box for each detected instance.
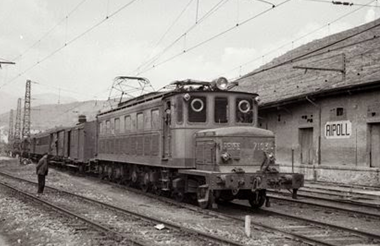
[214,97,228,123]
[236,98,253,123]
[188,96,207,122]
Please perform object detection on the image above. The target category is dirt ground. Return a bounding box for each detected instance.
[0,234,10,246]
[0,156,296,245]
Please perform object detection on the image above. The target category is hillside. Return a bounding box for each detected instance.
[0,91,78,115]
[0,99,112,140]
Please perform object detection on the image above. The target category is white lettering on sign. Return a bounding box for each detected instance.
[325,120,352,139]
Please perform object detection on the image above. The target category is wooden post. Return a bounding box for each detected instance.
[245,215,251,237]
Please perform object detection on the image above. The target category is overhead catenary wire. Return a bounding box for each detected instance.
[223,0,377,79]
[131,0,230,75]
[136,0,292,76]
[11,0,89,62]
[237,0,380,80]
[0,0,140,91]
[133,0,195,75]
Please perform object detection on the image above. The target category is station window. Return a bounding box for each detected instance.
[236,98,253,123]
[124,116,131,132]
[336,107,344,116]
[114,118,120,133]
[151,109,160,130]
[188,96,207,123]
[137,113,144,130]
[214,97,228,123]
[177,97,183,124]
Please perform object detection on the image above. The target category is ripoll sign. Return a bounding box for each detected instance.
[325,120,352,139]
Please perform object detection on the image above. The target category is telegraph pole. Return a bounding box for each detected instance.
[8,109,14,143]
[22,80,31,140]
[7,110,14,156]
[21,80,32,159]
[14,98,22,156]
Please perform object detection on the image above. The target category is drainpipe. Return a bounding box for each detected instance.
[305,96,321,165]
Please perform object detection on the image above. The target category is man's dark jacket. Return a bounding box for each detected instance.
[36,156,48,176]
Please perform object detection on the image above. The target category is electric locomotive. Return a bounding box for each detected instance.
[92,77,304,208]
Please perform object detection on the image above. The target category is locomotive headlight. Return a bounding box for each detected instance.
[212,77,229,91]
[238,100,251,113]
[191,98,204,112]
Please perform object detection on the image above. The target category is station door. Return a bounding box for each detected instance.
[299,128,313,165]
[370,124,380,167]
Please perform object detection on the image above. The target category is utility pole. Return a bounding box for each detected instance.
[8,109,14,143]
[14,98,22,156]
[22,80,31,140]
[7,110,14,156]
[21,80,32,158]
[0,60,15,68]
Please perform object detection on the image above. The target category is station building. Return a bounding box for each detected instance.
[236,18,380,187]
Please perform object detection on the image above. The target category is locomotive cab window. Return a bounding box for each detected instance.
[214,97,228,123]
[151,109,160,130]
[236,98,253,123]
[176,97,183,124]
[188,96,207,123]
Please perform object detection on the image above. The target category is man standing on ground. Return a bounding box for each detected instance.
[36,153,49,195]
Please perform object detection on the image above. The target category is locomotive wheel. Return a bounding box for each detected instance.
[248,190,266,209]
[197,188,210,209]
[98,165,106,180]
[140,172,150,193]
[152,184,162,196]
[173,190,185,202]
[216,190,235,204]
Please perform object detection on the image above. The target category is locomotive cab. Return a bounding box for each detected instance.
[168,79,304,208]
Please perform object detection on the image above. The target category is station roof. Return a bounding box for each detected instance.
[235,18,380,109]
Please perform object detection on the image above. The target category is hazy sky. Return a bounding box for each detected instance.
[0,0,379,102]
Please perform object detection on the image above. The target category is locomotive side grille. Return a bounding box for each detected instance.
[195,140,216,171]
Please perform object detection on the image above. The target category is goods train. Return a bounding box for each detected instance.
[23,77,304,209]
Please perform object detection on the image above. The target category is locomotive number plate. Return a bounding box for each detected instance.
[223,142,241,150]
[253,142,273,152]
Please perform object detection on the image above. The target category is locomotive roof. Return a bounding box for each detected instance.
[98,80,258,116]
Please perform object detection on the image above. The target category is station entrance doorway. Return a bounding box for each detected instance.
[299,128,314,165]
[369,123,380,167]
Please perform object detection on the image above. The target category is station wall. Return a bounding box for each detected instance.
[235,19,380,186]
[259,90,380,186]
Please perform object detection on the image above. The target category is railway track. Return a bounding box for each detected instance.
[269,187,380,209]
[0,171,250,246]
[225,201,380,246]
[88,175,380,246]
[266,190,380,219]
[96,177,380,246]
[3,169,380,246]
[0,180,140,246]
